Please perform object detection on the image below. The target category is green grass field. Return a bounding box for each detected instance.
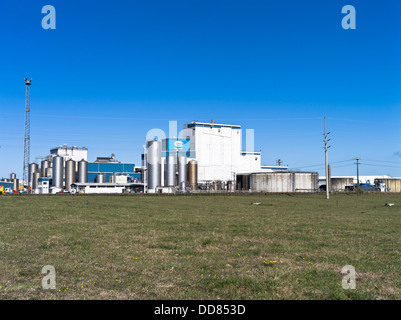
[0,193,400,300]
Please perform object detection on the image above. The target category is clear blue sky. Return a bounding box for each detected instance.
[1,0,400,178]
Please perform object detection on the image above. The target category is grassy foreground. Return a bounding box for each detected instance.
[0,193,400,300]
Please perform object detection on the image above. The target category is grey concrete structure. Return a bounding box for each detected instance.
[246,172,318,193]
[330,177,354,192]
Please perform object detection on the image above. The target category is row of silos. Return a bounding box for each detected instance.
[54,157,89,191]
[146,139,198,192]
[28,157,88,192]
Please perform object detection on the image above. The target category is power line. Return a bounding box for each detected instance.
[362,159,401,164]
[330,164,355,169]
[292,159,354,169]
[361,163,401,168]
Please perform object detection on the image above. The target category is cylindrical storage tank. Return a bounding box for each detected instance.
[187,160,198,191]
[166,154,177,187]
[52,156,63,188]
[32,172,42,191]
[41,160,51,177]
[28,163,39,188]
[178,155,187,191]
[95,174,106,183]
[45,167,53,178]
[147,140,162,191]
[65,159,76,192]
[10,173,17,180]
[12,179,19,192]
[78,160,88,183]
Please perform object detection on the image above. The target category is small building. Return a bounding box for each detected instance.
[37,177,51,194]
[71,182,144,194]
[374,178,401,193]
[330,177,354,192]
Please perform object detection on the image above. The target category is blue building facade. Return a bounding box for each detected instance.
[87,162,141,183]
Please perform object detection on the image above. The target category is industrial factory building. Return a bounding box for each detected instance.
[182,121,265,182]
[25,145,143,194]
[4,119,400,195]
[143,120,290,193]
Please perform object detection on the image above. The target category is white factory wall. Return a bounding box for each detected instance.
[182,123,261,182]
[50,146,88,162]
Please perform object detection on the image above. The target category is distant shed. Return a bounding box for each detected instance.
[375,178,401,193]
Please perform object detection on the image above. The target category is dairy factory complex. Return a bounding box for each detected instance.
[1,120,401,195]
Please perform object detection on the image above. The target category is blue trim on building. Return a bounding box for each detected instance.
[0,181,13,189]
[87,162,141,183]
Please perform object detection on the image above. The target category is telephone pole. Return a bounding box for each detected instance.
[324,117,331,199]
[23,78,32,190]
[355,158,360,194]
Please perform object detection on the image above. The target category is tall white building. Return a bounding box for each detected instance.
[182,120,281,182]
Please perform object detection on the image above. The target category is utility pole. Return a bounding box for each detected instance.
[23,78,32,190]
[355,158,360,194]
[328,164,331,193]
[324,117,331,199]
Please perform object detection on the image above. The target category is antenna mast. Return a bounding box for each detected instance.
[23,78,32,190]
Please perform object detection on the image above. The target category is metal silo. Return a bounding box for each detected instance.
[32,172,42,191]
[52,156,63,189]
[78,160,88,183]
[147,139,162,191]
[45,167,53,178]
[178,155,187,191]
[166,154,176,187]
[65,159,76,192]
[12,179,19,192]
[187,160,198,191]
[41,160,51,177]
[28,163,39,188]
[95,174,105,183]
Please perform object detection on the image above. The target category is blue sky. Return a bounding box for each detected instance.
[0,0,400,178]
